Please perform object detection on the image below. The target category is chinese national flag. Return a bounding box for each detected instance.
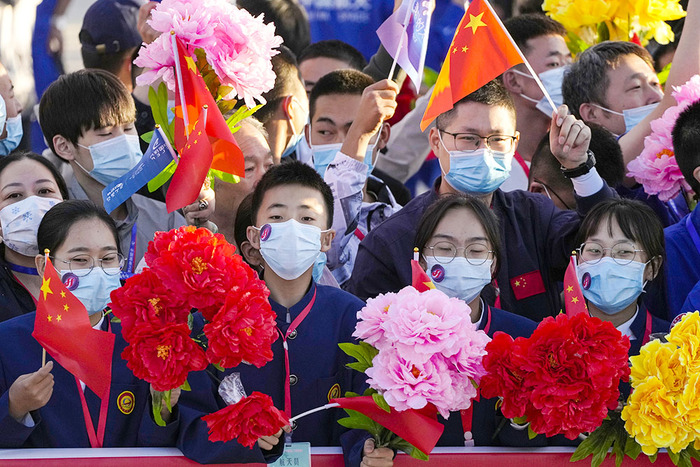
[331,396,444,456]
[411,259,436,292]
[172,36,244,178]
[32,258,115,398]
[564,255,588,316]
[420,0,523,130]
[167,115,213,212]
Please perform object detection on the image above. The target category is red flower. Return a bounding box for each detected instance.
[481,314,630,439]
[202,392,289,447]
[480,332,531,418]
[204,280,277,368]
[145,226,246,319]
[110,268,190,340]
[121,322,207,391]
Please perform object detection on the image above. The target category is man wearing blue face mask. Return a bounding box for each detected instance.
[0,63,24,156]
[306,70,404,288]
[38,69,186,274]
[348,80,618,323]
[499,14,571,192]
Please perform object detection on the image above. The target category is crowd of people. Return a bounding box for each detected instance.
[0,0,698,464]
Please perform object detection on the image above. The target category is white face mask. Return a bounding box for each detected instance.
[59,267,122,316]
[77,134,143,186]
[0,196,60,256]
[255,219,327,280]
[591,102,659,135]
[513,66,568,116]
[425,257,492,304]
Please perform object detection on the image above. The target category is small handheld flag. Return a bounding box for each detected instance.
[564,252,588,316]
[411,247,435,292]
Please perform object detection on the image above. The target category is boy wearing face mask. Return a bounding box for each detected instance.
[348,80,617,323]
[38,69,186,275]
[307,70,403,288]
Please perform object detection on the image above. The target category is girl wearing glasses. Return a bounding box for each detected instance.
[0,152,68,322]
[575,199,670,355]
[0,200,176,447]
[414,193,539,447]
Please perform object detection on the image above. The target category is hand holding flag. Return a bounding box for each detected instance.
[7,361,54,421]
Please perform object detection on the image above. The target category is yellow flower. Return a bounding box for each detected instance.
[543,0,615,32]
[679,373,700,436]
[668,311,700,372]
[629,340,684,392]
[622,377,691,455]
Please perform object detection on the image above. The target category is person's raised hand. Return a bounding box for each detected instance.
[138,2,160,44]
[549,104,591,170]
[257,425,291,451]
[8,361,54,421]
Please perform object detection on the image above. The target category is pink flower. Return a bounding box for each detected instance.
[381,287,474,364]
[148,0,218,48]
[353,292,396,349]
[673,75,700,106]
[367,349,453,417]
[134,34,176,89]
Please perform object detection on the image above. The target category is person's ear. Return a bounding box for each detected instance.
[319,229,335,253]
[376,121,391,151]
[304,122,311,146]
[501,69,524,94]
[645,255,663,282]
[239,240,263,268]
[578,103,600,124]
[246,226,261,250]
[428,126,441,157]
[490,259,497,278]
[53,135,77,161]
[282,95,294,120]
[692,166,700,189]
[529,180,547,194]
[513,130,520,152]
[36,254,47,276]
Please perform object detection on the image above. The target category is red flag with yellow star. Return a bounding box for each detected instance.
[167,114,213,212]
[420,0,523,131]
[564,254,588,316]
[172,36,244,180]
[32,257,115,398]
[411,259,436,292]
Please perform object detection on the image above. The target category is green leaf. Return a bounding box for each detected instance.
[597,22,610,42]
[677,449,692,467]
[337,409,383,438]
[624,435,642,460]
[147,160,177,192]
[212,362,225,372]
[657,62,672,87]
[180,379,191,392]
[362,387,377,396]
[164,388,172,412]
[527,424,538,440]
[339,341,379,373]
[210,169,241,184]
[344,391,361,398]
[668,449,680,466]
[110,316,121,323]
[389,437,429,460]
[152,391,166,427]
[565,31,589,56]
[141,131,154,144]
[225,104,263,131]
[686,444,700,461]
[512,416,528,425]
[649,452,657,463]
[409,447,429,461]
[187,312,194,330]
[372,393,391,413]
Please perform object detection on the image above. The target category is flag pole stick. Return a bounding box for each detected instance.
[171,32,191,138]
[289,403,340,423]
[482,0,557,114]
[42,348,46,367]
[387,0,416,80]
[41,247,49,367]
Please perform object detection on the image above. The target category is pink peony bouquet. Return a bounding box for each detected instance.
[134,0,282,108]
[627,75,700,201]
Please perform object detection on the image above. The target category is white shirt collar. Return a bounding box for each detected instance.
[616,306,638,340]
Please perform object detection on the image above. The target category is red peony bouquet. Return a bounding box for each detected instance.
[110,225,284,442]
[480,312,630,439]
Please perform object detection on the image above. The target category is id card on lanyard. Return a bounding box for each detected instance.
[277,287,317,443]
[459,306,491,446]
[120,223,137,281]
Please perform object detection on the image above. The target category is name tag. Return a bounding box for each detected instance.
[269,442,311,467]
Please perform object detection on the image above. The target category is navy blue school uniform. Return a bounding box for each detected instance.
[627,305,670,359]
[347,179,616,321]
[0,253,35,323]
[0,313,174,448]
[679,280,700,316]
[664,209,700,319]
[215,281,365,446]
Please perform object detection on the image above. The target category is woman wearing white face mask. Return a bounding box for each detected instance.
[0,200,178,447]
[413,194,540,447]
[575,199,670,357]
[0,152,67,322]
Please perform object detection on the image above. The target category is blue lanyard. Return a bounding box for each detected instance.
[8,262,39,275]
[120,223,138,281]
[686,215,700,256]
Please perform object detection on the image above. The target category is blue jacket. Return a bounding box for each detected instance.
[0,254,35,323]
[347,179,616,322]
[664,209,700,318]
[0,313,173,448]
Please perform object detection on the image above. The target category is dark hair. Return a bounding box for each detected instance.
[237,0,310,57]
[309,69,374,121]
[81,48,136,76]
[529,134,574,198]
[435,79,516,130]
[673,100,700,194]
[298,39,367,71]
[256,46,303,124]
[415,193,501,278]
[251,160,334,228]
[39,69,136,156]
[234,192,254,250]
[0,151,69,200]
[588,123,625,187]
[504,13,566,53]
[562,41,655,119]
[575,199,665,278]
[37,200,120,255]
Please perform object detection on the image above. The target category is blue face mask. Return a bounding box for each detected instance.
[282,132,304,159]
[0,115,23,155]
[513,66,568,117]
[311,142,342,177]
[60,267,122,316]
[576,257,648,314]
[592,102,658,135]
[77,134,143,186]
[440,138,514,194]
[425,256,492,304]
[312,251,327,283]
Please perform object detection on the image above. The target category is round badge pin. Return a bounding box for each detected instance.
[260,224,272,241]
[327,383,341,402]
[62,273,79,291]
[117,390,135,415]
[581,272,591,290]
[430,264,445,283]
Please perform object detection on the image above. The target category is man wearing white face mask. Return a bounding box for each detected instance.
[499,14,571,192]
[306,70,404,287]
[39,69,186,275]
[0,63,24,156]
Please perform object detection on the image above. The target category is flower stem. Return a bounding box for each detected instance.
[289,403,340,423]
